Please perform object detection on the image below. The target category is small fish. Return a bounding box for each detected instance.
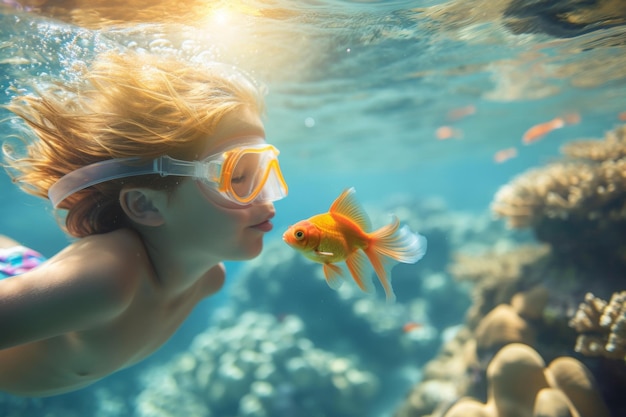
[402,322,423,333]
[522,112,580,144]
[493,147,518,164]
[436,126,463,140]
[522,117,565,144]
[282,188,427,303]
[619,111,626,121]
[447,105,476,121]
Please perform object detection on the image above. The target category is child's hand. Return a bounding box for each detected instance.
[205,263,226,296]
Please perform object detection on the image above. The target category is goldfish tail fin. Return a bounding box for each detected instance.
[364,217,428,303]
[345,250,375,295]
[323,263,344,290]
[369,217,427,263]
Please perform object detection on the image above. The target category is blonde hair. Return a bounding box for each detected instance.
[3,50,265,237]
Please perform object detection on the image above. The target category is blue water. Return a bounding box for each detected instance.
[1,1,625,416]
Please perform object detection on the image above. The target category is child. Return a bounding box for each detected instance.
[0,50,288,396]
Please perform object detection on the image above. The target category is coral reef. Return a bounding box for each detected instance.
[395,124,626,417]
[570,291,626,361]
[393,327,478,417]
[135,312,379,417]
[449,245,549,328]
[442,343,611,417]
[394,242,625,416]
[392,273,571,417]
[492,125,626,229]
[491,125,626,267]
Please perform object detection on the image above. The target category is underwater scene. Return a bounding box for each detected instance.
[1,0,626,416]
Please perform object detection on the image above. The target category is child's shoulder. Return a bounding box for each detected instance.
[80,228,145,254]
[73,228,148,273]
[50,228,149,303]
[1,229,151,342]
[65,228,145,264]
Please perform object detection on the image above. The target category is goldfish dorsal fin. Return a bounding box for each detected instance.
[329,188,371,232]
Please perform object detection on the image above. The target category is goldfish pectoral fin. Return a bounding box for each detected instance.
[329,187,371,232]
[323,263,344,290]
[364,247,396,303]
[346,250,375,295]
[316,250,334,257]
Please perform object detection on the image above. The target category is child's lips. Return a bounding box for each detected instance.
[251,219,273,232]
[251,212,275,232]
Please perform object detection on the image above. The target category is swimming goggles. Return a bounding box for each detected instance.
[48,142,288,208]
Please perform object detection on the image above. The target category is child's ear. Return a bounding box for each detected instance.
[119,188,165,227]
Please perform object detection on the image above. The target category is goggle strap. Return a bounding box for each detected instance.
[48,144,286,208]
[154,156,199,177]
[49,157,154,208]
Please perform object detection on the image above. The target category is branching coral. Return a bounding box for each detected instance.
[491,125,626,229]
[561,126,626,162]
[570,291,626,361]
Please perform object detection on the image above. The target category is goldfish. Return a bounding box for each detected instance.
[619,111,626,121]
[282,188,427,302]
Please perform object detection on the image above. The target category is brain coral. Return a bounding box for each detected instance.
[442,343,611,417]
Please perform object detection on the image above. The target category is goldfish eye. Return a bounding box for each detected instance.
[294,229,306,241]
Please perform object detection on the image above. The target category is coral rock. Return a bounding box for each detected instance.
[441,344,610,417]
[533,388,573,417]
[487,343,550,417]
[511,286,549,320]
[545,356,610,417]
[475,305,535,355]
[444,398,494,417]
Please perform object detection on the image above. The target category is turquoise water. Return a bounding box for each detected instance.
[1,1,625,416]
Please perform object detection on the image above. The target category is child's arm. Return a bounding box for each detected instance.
[0,245,139,350]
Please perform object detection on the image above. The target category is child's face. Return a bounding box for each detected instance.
[159,106,276,261]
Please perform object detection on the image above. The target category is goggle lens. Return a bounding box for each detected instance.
[212,144,287,205]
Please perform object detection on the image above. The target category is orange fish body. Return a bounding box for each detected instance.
[283,188,427,302]
[436,125,463,140]
[402,322,423,333]
[493,147,518,164]
[522,117,565,144]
